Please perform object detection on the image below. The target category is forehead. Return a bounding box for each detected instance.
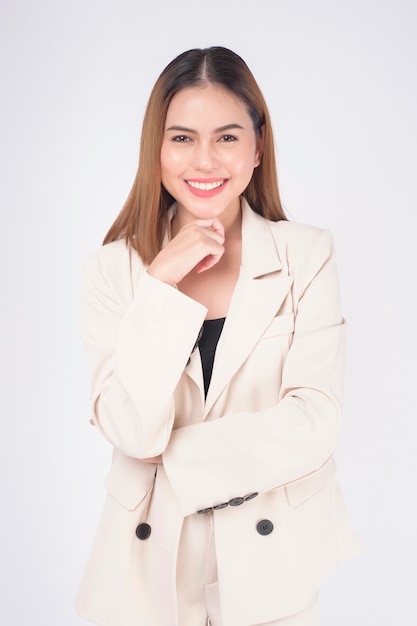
[165,84,251,126]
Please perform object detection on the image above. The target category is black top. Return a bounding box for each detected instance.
[199,317,226,397]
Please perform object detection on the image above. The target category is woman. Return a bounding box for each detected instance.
[76,46,360,626]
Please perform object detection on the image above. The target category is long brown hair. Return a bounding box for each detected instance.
[103,47,287,263]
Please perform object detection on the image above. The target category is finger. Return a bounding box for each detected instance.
[196,250,224,273]
[208,218,225,237]
[200,228,225,246]
[191,218,225,239]
[195,225,225,246]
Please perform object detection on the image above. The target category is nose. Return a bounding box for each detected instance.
[192,140,219,172]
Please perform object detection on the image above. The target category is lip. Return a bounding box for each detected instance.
[184,178,229,198]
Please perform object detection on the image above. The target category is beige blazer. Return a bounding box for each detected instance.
[75,199,361,626]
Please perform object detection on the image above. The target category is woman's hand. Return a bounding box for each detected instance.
[147,218,225,286]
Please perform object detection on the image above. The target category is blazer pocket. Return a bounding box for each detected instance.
[261,312,295,339]
[285,456,337,508]
[105,453,156,511]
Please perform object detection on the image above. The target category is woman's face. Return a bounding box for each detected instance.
[160,84,263,225]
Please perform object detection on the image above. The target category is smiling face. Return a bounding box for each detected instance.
[160,84,263,227]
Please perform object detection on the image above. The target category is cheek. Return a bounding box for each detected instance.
[228,151,258,178]
[160,145,182,176]
[224,142,259,172]
[160,147,170,174]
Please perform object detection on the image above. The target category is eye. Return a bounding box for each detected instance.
[219,135,237,142]
[172,135,191,143]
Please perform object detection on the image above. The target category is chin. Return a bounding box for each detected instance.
[185,198,237,218]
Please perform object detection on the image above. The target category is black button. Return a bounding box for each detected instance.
[197,507,213,514]
[213,502,229,510]
[229,497,244,506]
[244,492,259,501]
[135,523,151,540]
[256,519,274,536]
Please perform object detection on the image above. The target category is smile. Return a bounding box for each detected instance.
[186,180,225,190]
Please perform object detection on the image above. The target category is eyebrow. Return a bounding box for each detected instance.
[165,123,245,133]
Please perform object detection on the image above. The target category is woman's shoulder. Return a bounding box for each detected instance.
[267,218,337,272]
[244,200,332,249]
[81,239,145,296]
[267,215,334,251]
[84,238,132,265]
[269,217,330,241]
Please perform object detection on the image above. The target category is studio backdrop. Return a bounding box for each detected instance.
[0,1,415,624]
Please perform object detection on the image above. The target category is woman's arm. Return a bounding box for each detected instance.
[80,218,227,458]
[80,255,207,458]
[162,229,346,516]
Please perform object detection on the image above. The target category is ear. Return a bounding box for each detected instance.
[254,124,265,167]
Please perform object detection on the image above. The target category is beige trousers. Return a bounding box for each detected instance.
[176,512,319,626]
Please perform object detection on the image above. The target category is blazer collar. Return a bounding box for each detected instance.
[166,198,282,277]
[172,198,292,418]
[239,198,282,278]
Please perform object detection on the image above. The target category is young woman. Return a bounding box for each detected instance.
[75,46,360,626]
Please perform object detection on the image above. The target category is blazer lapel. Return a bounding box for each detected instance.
[203,200,293,418]
[185,343,204,392]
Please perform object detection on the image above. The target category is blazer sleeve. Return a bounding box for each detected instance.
[79,251,207,458]
[162,229,347,516]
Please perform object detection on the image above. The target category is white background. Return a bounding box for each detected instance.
[1,0,415,624]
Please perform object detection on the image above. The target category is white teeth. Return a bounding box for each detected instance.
[187,180,224,190]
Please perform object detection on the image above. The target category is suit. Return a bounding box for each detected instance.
[75,199,361,626]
